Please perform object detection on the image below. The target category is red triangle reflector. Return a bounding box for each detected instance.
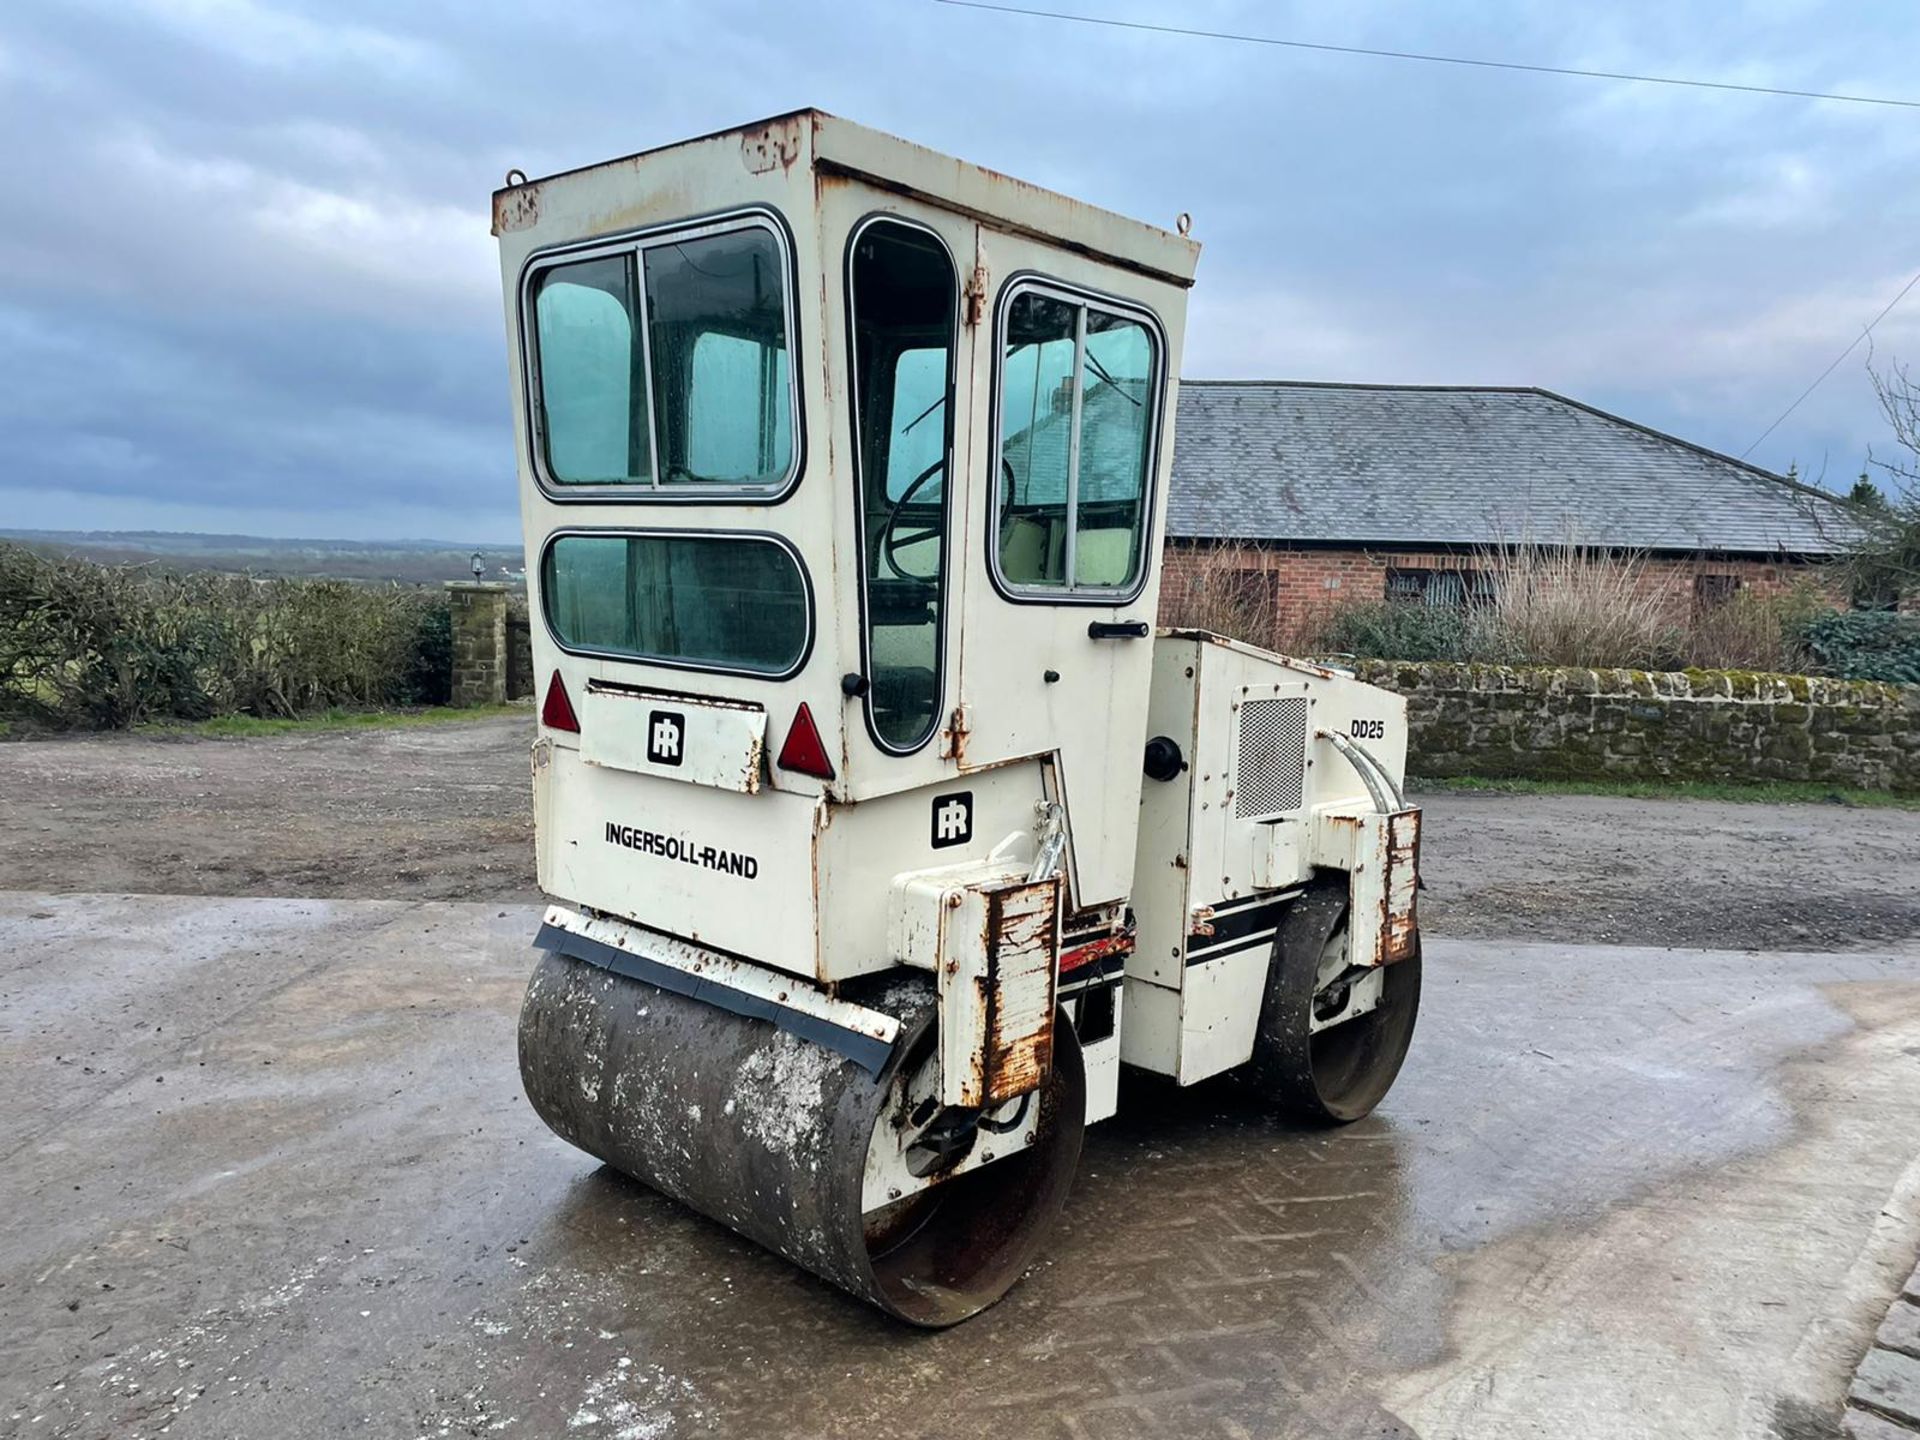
[540,670,580,733]
[776,701,834,780]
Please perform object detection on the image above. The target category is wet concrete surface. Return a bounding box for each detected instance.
[4,893,1920,1440]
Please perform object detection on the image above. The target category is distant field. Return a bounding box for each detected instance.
[1,529,526,585]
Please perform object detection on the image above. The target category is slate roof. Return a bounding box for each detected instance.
[1165,382,1856,556]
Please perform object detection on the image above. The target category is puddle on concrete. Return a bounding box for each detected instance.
[1377,973,1920,1440]
[6,901,1920,1440]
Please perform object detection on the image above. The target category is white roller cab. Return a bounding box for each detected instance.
[495,111,1422,1326]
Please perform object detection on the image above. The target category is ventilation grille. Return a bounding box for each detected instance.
[1235,696,1309,818]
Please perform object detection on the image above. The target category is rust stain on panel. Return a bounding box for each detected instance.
[740,116,803,174]
[1381,809,1421,965]
[492,182,540,236]
[980,877,1059,1105]
[1187,903,1218,942]
[963,261,990,327]
[1059,925,1134,976]
[940,703,971,766]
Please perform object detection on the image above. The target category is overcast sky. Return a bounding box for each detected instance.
[3,0,1917,542]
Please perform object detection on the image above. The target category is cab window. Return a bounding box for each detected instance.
[532,256,649,484]
[542,533,809,676]
[525,215,799,495]
[994,284,1159,596]
[847,220,957,751]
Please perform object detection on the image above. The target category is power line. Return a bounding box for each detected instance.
[941,0,1920,461]
[933,0,1920,111]
[1742,267,1920,460]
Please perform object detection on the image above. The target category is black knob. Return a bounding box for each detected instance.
[1143,735,1184,782]
[840,672,870,698]
[1043,669,1061,684]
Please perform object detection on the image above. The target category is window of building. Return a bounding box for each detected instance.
[525,214,798,495]
[993,282,1160,597]
[1239,566,1283,616]
[847,219,958,752]
[1385,567,1495,607]
[541,532,810,676]
[1694,573,1741,610]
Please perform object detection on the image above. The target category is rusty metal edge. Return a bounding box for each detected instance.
[492,107,822,204]
[1381,810,1421,965]
[813,156,1196,290]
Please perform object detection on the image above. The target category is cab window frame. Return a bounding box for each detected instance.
[843,212,962,757]
[986,273,1167,606]
[517,205,807,505]
[538,526,816,681]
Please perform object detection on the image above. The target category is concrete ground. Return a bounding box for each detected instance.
[3,715,1916,951]
[6,893,1920,1439]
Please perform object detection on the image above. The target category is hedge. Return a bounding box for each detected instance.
[0,542,451,729]
[1798,611,1920,685]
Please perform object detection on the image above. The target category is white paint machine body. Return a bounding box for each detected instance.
[496,111,1422,1325]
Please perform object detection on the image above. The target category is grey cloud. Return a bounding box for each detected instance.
[2,0,1917,539]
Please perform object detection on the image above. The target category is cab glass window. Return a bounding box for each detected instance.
[532,256,650,484]
[848,220,957,751]
[995,285,1159,594]
[543,533,809,676]
[645,227,794,487]
[526,216,798,495]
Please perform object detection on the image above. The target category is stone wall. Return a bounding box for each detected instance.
[1354,660,1919,792]
[445,582,508,707]
[506,612,534,701]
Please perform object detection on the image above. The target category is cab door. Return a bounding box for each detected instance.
[952,224,1186,912]
[819,181,978,801]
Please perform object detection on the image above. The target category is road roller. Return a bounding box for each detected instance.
[492,110,1423,1326]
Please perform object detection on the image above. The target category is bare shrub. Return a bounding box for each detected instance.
[1308,547,1840,673]
[1678,581,1825,672]
[1158,540,1292,650]
[1165,537,1738,670]
[1851,358,1920,608]
[1471,540,1685,669]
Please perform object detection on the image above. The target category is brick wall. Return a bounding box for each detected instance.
[1354,660,1919,793]
[1159,540,1831,643]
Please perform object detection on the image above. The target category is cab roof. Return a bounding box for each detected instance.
[492,108,1202,288]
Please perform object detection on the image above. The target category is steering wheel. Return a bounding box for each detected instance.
[873,457,1026,581]
[878,457,946,581]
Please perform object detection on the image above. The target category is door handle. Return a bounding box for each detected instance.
[1087,621,1150,640]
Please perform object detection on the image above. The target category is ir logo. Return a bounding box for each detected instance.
[647,710,684,767]
[930,791,973,849]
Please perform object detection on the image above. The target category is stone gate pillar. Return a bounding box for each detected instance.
[445,581,509,707]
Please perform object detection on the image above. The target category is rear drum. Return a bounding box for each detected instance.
[1246,877,1421,1123]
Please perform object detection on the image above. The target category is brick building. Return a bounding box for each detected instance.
[1160,381,1858,637]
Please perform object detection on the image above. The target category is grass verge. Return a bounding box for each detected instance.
[1412,773,1920,809]
[136,703,528,738]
